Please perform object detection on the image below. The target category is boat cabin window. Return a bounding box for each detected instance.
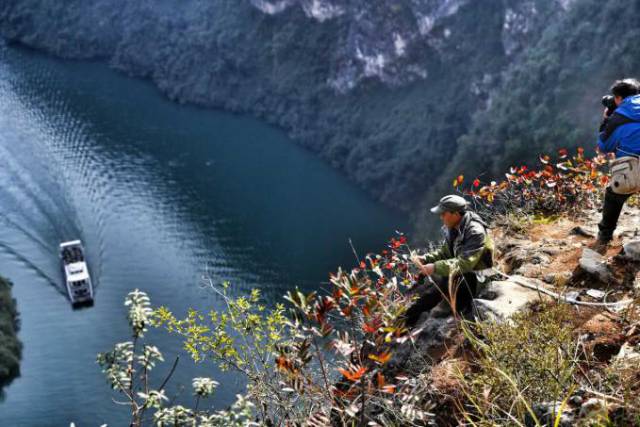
[62,246,85,263]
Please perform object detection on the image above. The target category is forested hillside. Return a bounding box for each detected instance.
[2,0,638,233]
[421,0,640,232]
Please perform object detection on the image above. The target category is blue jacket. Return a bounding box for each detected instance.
[597,94,640,157]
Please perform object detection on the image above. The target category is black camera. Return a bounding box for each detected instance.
[602,95,617,116]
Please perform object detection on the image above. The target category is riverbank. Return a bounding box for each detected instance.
[0,276,21,394]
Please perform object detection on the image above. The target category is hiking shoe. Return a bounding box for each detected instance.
[590,237,611,255]
[430,300,453,318]
[596,232,613,244]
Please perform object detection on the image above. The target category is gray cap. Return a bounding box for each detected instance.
[430,195,468,214]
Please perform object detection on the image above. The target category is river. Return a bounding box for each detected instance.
[0,44,408,426]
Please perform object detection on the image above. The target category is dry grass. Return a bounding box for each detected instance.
[455,304,580,425]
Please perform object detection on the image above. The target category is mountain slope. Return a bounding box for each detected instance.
[424,0,640,223]
[0,0,569,217]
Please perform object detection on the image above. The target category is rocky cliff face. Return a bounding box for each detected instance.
[250,0,578,92]
[250,0,471,92]
[0,0,578,218]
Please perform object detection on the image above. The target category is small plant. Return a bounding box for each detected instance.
[456,148,609,219]
[97,289,257,426]
[153,282,311,424]
[152,235,442,425]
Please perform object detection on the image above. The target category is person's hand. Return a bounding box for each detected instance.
[422,263,435,276]
[410,251,423,267]
[410,251,435,276]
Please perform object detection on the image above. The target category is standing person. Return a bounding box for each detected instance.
[406,195,494,325]
[595,79,640,249]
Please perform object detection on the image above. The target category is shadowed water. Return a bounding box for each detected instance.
[0,44,408,426]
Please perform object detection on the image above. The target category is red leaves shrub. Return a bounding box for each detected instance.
[455,148,609,215]
[282,234,434,423]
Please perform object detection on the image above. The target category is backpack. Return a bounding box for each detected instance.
[610,155,640,194]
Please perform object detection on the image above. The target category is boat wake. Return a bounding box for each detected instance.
[0,50,103,300]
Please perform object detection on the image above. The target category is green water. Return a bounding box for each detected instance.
[0,45,408,425]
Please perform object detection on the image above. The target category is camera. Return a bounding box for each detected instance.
[602,95,617,116]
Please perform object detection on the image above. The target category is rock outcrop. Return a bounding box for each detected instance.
[394,205,640,425]
[474,277,546,321]
[579,248,614,283]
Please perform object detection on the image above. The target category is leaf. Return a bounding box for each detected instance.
[381,385,396,393]
[553,385,576,427]
[320,322,333,337]
[362,318,381,334]
[368,351,392,365]
[338,365,367,382]
[276,356,294,373]
[308,412,331,427]
[332,338,355,357]
[376,372,386,387]
[341,305,353,317]
[345,402,360,417]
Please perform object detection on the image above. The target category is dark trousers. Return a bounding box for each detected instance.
[404,273,478,327]
[598,187,631,241]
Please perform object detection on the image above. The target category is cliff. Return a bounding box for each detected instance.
[384,204,640,425]
[143,188,640,425]
[92,149,640,425]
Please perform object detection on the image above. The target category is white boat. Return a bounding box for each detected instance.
[60,240,94,306]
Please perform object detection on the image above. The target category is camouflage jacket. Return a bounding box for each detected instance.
[421,211,494,277]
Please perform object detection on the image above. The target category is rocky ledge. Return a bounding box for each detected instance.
[385,206,640,425]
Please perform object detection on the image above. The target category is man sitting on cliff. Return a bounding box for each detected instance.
[595,78,640,250]
[406,195,494,324]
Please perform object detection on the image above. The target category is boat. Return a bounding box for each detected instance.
[60,240,94,306]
